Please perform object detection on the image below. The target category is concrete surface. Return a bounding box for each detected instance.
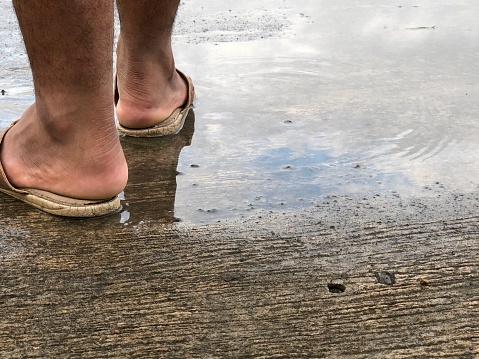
[1,0,479,357]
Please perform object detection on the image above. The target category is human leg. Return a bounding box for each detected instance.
[115,0,189,129]
[1,0,127,202]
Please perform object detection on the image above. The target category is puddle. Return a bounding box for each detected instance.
[1,0,479,225]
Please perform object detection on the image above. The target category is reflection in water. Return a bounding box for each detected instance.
[2,0,479,226]
[365,94,456,162]
[119,111,195,225]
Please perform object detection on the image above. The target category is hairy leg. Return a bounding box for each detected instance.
[115,0,188,129]
[2,0,127,199]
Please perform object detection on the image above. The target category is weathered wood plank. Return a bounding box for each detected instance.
[0,196,478,358]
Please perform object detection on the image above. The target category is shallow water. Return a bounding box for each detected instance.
[1,0,479,225]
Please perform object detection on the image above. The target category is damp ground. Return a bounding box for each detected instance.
[1,1,479,357]
[2,0,479,226]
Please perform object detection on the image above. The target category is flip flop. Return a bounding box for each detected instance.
[0,121,121,218]
[114,69,195,137]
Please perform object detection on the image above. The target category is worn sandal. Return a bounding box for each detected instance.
[0,121,121,218]
[114,69,195,138]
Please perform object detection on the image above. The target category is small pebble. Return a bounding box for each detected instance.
[375,271,396,285]
[419,278,429,286]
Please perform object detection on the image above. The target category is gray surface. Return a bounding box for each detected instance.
[1,0,479,357]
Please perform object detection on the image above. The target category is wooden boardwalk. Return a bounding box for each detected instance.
[1,0,479,357]
[1,186,478,357]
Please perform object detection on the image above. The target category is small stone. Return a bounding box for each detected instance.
[419,278,429,286]
[375,271,396,285]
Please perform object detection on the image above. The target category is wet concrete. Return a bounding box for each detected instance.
[1,0,479,357]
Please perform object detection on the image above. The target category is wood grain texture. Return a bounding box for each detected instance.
[0,193,478,358]
[1,0,478,356]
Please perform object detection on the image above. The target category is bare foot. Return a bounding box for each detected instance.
[114,36,188,129]
[1,104,128,200]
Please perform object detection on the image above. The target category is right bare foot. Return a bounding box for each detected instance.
[114,36,188,129]
[1,104,128,200]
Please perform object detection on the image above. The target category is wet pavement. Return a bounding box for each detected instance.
[1,0,479,357]
[2,0,479,225]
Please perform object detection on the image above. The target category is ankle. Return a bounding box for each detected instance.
[115,70,187,129]
[117,33,174,62]
[116,35,177,87]
[34,94,116,142]
[2,103,128,200]
[114,36,188,128]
